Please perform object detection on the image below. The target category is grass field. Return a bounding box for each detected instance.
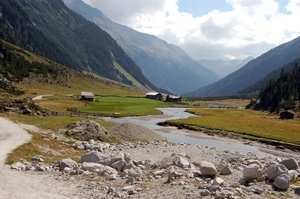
[163,108,300,145]
[34,95,193,117]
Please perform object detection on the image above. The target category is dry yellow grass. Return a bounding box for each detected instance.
[166,108,300,145]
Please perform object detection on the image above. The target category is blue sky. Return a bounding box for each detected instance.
[178,0,232,17]
[177,0,289,17]
[83,0,300,61]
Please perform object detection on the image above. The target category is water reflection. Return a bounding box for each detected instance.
[105,108,264,154]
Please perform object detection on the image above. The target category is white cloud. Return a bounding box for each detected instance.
[83,0,300,60]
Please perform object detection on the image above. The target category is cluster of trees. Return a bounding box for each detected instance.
[0,41,61,94]
[258,63,300,112]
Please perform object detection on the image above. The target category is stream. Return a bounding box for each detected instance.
[105,108,269,155]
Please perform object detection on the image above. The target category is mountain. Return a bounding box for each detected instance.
[1,0,158,91]
[63,0,220,95]
[240,57,300,95]
[197,57,254,78]
[184,36,300,97]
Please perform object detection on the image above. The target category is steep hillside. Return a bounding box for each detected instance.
[240,57,300,95]
[198,57,253,78]
[0,39,144,97]
[184,36,300,96]
[1,0,157,91]
[63,0,220,94]
[0,0,73,68]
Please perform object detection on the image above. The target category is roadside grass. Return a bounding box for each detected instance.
[5,131,84,165]
[2,114,116,130]
[2,114,116,165]
[163,108,300,145]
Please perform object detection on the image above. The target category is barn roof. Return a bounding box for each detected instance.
[146,92,161,96]
[81,91,94,98]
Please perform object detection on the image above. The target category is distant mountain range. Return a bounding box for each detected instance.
[184,36,300,96]
[197,57,254,78]
[63,0,220,94]
[1,0,160,92]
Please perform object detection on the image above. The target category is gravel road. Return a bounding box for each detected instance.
[0,117,84,199]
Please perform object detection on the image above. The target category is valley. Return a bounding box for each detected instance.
[0,0,300,198]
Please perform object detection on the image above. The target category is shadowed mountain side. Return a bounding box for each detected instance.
[8,0,159,92]
[184,36,300,96]
[63,0,220,94]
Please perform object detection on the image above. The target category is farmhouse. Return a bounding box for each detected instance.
[145,92,163,100]
[81,91,94,102]
[166,95,181,102]
[280,110,295,119]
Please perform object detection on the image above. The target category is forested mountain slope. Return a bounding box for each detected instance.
[258,62,300,112]
[0,0,158,91]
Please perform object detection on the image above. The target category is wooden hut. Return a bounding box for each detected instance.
[145,92,163,100]
[81,91,94,102]
[280,110,295,119]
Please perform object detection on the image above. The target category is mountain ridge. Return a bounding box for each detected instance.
[184,36,300,96]
[2,0,159,92]
[198,56,254,78]
[63,0,220,94]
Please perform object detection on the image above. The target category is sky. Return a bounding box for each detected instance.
[82,0,300,61]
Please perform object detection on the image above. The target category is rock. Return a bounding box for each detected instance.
[127,166,143,177]
[11,162,25,170]
[55,158,78,171]
[273,174,291,190]
[199,189,211,196]
[215,190,234,198]
[209,185,222,192]
[220,164,233,175]
[213,177,224,186]
[267,164,289,181]
[81,151,109,165]
[288,170,299,183]
[81,162,117,176]
[32,156,44,162]
[111,160,127,172]
[243,164,264,181]
[153,169,167,177]
[122,185,136,195]
[106,173,117,180]
[199,161,217,177]
[279,158,299,170]
[175,156,189,168]
[110,152,124,164]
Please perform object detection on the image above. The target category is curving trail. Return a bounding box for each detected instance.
[0,117,82,199]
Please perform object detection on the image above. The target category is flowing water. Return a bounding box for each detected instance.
[105,108,267,155]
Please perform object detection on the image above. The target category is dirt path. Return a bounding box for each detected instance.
[0,117,83,199]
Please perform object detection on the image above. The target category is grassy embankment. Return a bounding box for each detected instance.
[161,108,300,146]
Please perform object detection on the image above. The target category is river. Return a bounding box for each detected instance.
[105,107,269,155]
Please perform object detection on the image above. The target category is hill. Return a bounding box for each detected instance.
[0,0,158,92]
[184,36,300,97]
[0,39,144,97]
[63,0,220,95]
[240,57,300,96]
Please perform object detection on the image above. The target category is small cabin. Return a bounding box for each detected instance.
[166,95,181,102]
[81,91,94,102]
[145,92,163,100]
[280,110,295,120]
